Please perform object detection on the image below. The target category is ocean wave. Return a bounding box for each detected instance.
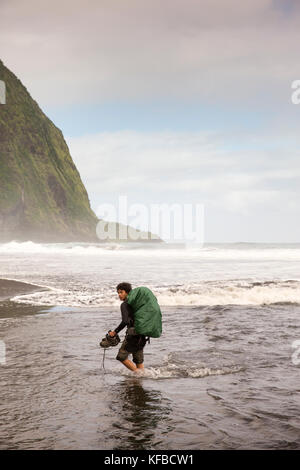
[10,279,300,307]
[120,364,243,379]
[154,280,300,306]
[0,241,125,254]
[119,351,245,379]
[1,241,300,260]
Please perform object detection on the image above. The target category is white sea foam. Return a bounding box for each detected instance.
[1,241,300,260]
[9,279,300,307]
[120,364,243,379]
[0,241,124,255]
[2,242,300,307]
[154,281,300,306]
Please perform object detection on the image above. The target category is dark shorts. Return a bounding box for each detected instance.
[116,334,147,364]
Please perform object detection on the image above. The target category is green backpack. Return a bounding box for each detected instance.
[127,286,162,338]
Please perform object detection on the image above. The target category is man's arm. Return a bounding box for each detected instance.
[110,301,132,336]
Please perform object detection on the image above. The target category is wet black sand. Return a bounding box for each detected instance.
[0,278,49,301]
[0,278,50,319]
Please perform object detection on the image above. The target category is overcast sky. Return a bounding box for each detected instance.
[1,0,300,242]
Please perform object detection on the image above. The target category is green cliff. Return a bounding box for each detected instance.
[0,59,162,243]
[0,59,101,242]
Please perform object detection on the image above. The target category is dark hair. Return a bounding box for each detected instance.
[116,282,132,293]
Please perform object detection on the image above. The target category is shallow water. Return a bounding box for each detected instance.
[1,242,300,449]
[0,241,300,308]
[1,302,299,449]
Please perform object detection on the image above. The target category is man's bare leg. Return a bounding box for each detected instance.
[122,359,137,371]
[136,363,144,370]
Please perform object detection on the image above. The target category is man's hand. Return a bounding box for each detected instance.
[109,330,116,337]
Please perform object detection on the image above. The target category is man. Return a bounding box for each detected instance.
[109,282,147,373]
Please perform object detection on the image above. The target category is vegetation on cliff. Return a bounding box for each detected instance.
[0,59,102,242]
[0,60,162,243]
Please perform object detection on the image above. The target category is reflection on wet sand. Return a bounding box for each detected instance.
[106,377,174,450]
[0,278,49,302]
[0,277,51,319]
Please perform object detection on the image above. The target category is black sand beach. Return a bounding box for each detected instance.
[0,278,48,302]
[0,278,50,319]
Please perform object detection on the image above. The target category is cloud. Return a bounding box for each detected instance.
[1,0,300,241]
[1,0,300,107]
[67,129,300,216]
